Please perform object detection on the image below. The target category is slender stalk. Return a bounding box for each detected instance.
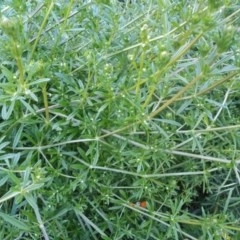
[12,40,25,87]
[29,1,55,61]
[42,84,49,123]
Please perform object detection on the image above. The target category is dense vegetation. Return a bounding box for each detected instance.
[0,1,240,239]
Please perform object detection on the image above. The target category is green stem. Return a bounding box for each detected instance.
[13,41,25,87]
[29,1,55,61]
[42,84,49,123]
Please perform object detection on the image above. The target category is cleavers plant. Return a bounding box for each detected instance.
[0,0,240,239]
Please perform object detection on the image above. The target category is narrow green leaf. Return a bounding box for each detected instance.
[47,207,69,221]
[0,153,18,160]
[0,65,14,81]
[1,101,15,120]
[24,182,44,192]
[25,193,37,209]
[0,175,8,187]
[0,141,9,151]
[13,124,24,148]
[0,211,30,231]
[29,78,50,86]
[19,99,36,115]
[75,209,107,237]
[0,190,20,204]
[7,171,21,185]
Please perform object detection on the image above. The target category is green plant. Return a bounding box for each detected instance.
[0,1,240,239]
